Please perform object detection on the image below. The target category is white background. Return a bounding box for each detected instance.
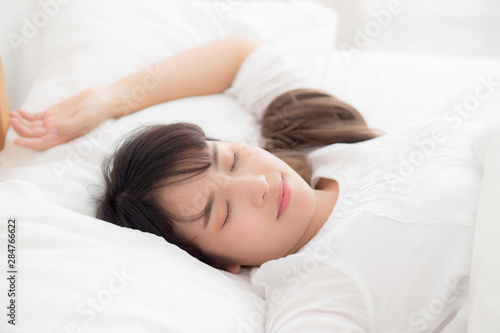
[1,0,500,110]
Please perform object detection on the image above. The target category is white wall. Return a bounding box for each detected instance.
[0,0,45,110]
[333,0,500,59]
[2,0,499,110]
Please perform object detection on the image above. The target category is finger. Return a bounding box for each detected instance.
[12,111,47,132]
[9,117,48,137]
[10,115,47,137]
[13,134,61,151]
[11,111,45,129]
[17,109,46,121]
[9,110,23,119]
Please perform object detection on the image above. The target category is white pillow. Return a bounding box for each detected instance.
[0,179,264,332]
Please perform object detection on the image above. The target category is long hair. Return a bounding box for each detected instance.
[95,89,380,268]
[262,88,380,183]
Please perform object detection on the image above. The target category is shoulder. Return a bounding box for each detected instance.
[225,35,261,62]
[224,41,310,119]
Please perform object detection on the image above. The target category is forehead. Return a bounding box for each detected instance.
[157,168,211,220]
[157,142,220,220]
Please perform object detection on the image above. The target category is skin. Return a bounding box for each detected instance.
[160,141,339,273]
[10,36,260,150]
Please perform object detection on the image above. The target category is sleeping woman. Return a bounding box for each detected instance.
[10,36,484,332]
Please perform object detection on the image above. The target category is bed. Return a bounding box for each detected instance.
[0,0,499,332]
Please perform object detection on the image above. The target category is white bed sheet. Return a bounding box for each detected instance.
[0,0,499,332]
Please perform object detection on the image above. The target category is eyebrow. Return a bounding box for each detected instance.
[203,144,219,228]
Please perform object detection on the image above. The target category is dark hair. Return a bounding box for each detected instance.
[95,89,380,268]
[95,123,233,269]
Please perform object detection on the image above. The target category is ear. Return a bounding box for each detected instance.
[224,264,241,274]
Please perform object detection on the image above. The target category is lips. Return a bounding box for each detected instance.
[277,176,291,219]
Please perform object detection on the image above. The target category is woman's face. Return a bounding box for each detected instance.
[160,141,324,272]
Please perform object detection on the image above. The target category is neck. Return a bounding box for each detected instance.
[288,178,339,254]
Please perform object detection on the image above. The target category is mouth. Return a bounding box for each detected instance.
[277,176,291,219]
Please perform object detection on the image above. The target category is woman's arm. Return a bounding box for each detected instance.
[9,35,260,150]
[107,35,260,117]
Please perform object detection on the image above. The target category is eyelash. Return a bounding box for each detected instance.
[231,151,240,172]
[223,201,232,227]
[223,151,239,227]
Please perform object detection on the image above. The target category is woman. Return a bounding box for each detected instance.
[10,36,481,332]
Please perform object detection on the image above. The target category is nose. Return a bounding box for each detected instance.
[232,174,269,206]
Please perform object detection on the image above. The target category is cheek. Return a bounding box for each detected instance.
[229,213,264,242]
[293,184,315,210]
[298,192,315,211]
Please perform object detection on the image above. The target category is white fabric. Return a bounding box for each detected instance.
[1,0,500,331]
[225,44,310,120]
[468,118,500,333]
[251,118,485,332]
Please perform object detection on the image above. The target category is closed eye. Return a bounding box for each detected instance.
[223,201,232,228]
[231,151,240,172]
[222,150,239,228]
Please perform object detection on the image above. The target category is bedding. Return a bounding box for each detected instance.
[0,0,499,332]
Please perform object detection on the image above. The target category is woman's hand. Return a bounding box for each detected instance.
[9,88,114,150]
